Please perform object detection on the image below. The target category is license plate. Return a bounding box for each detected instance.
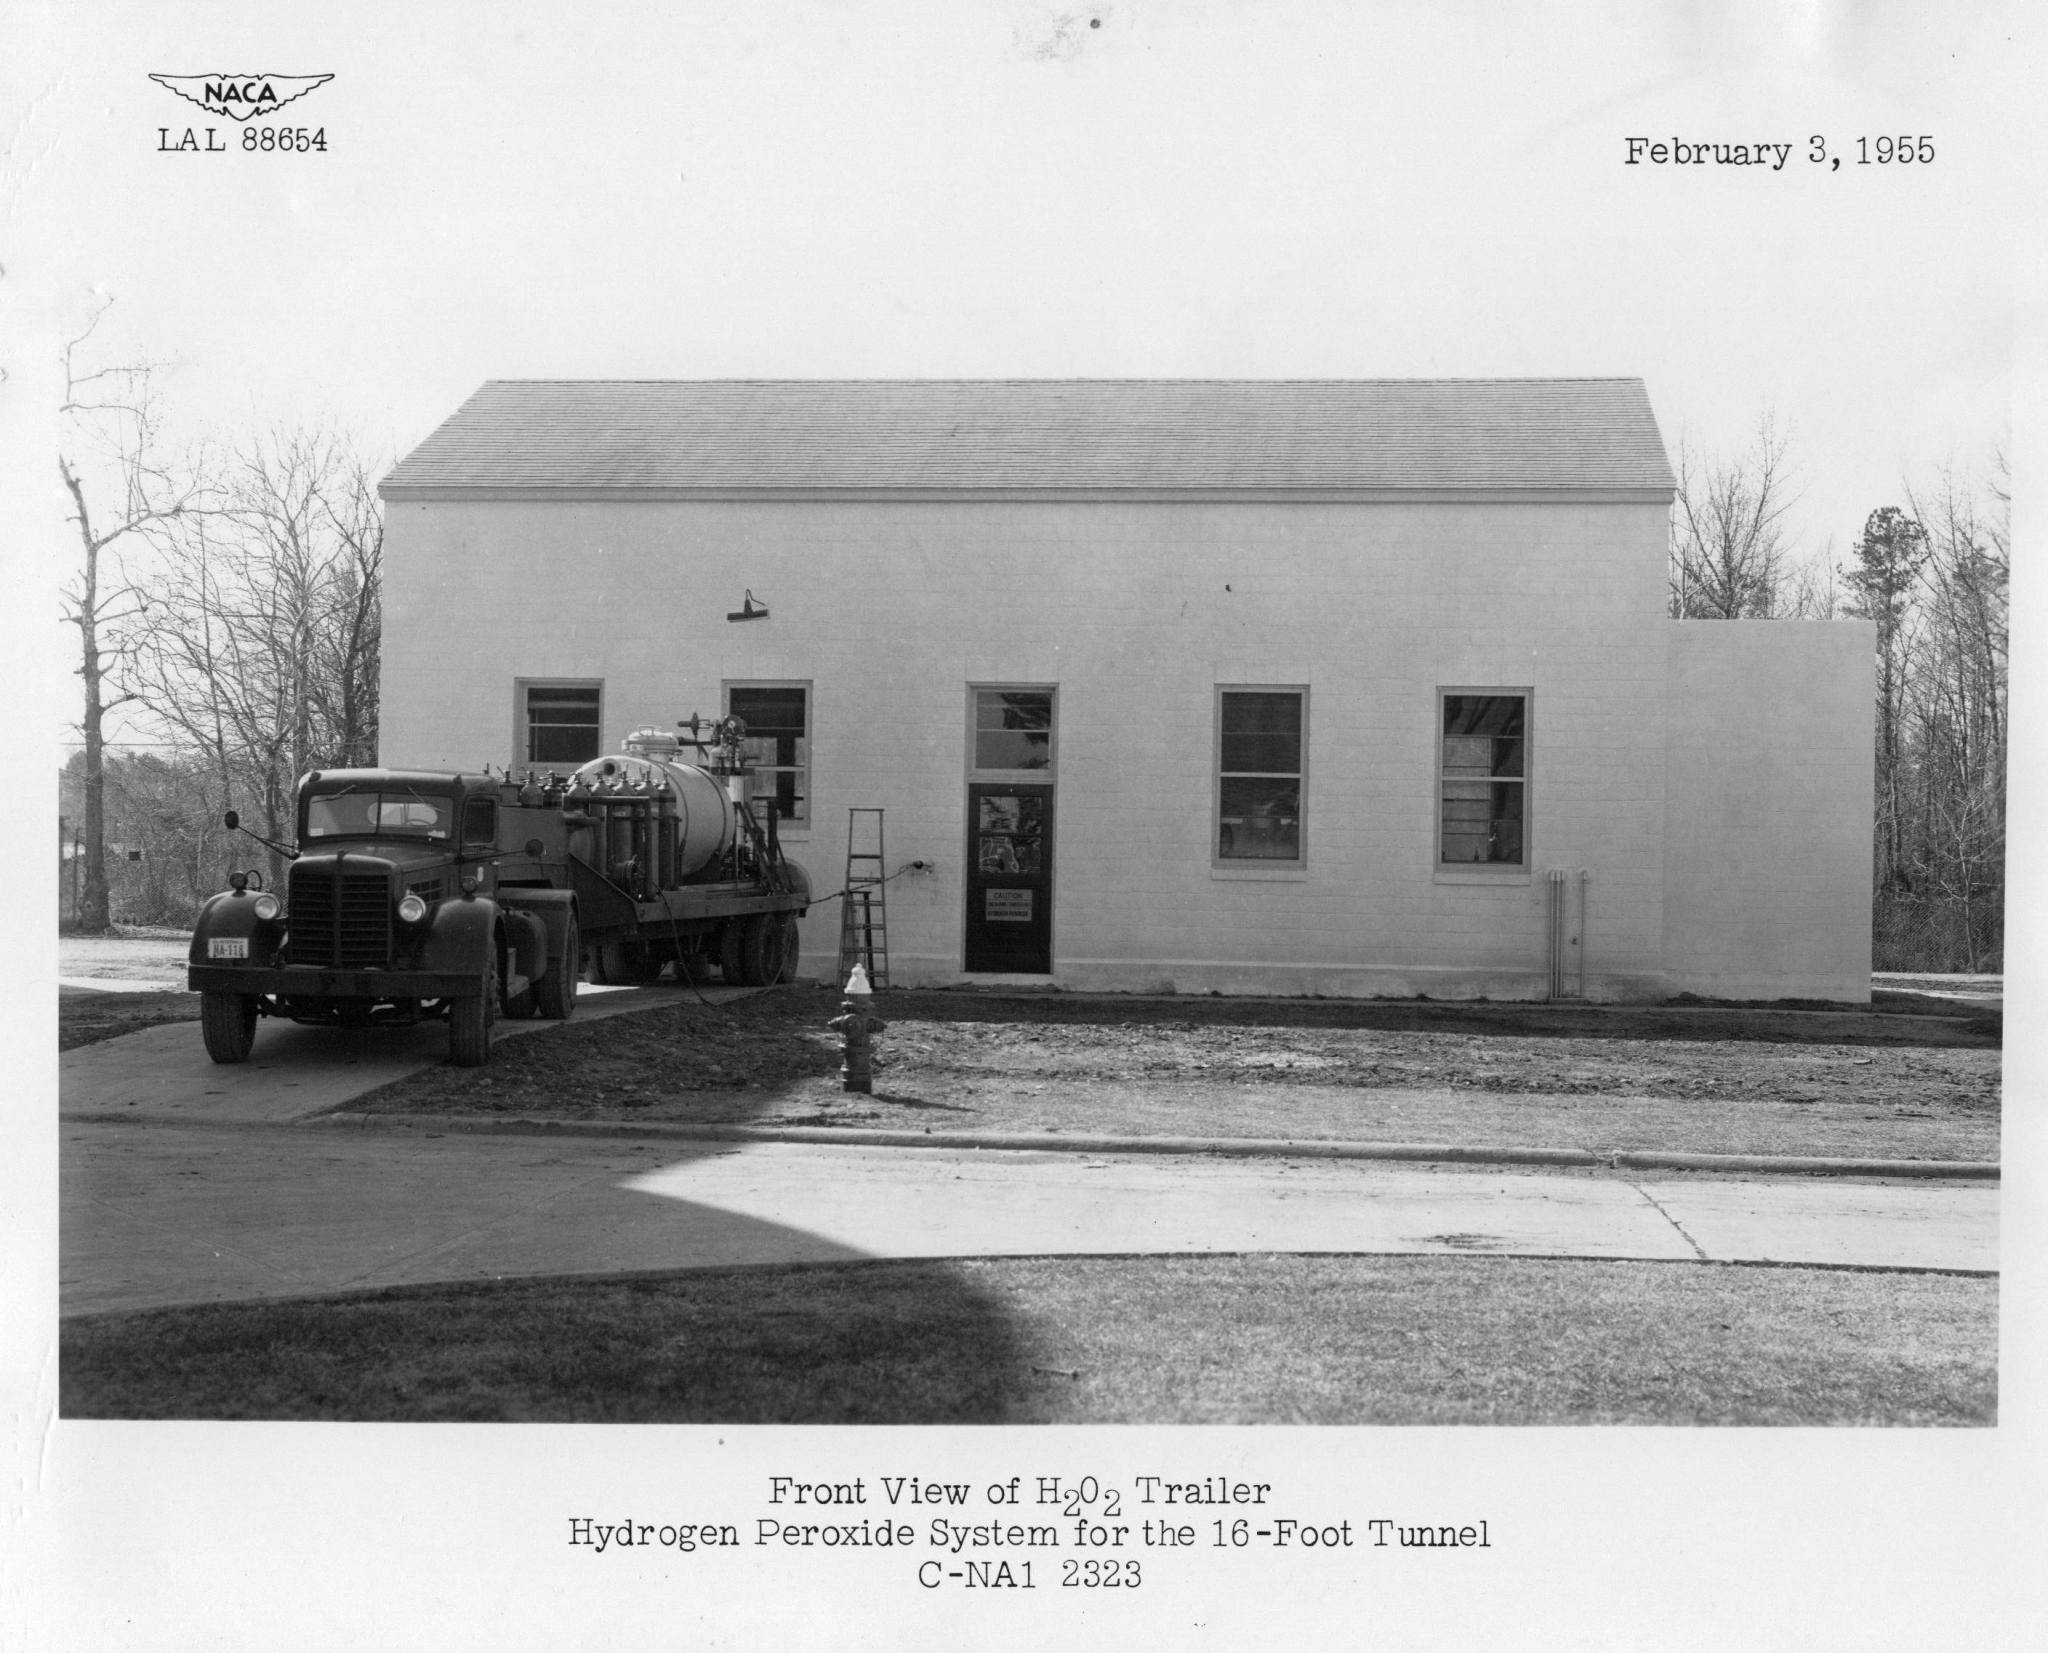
[207,937,249,960]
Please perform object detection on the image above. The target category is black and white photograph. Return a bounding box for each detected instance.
[5,1,2042,1646]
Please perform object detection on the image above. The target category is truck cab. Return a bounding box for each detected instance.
[188,768,576,1066]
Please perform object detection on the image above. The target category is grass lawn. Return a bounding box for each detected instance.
[58,987,200,1051]
[344,984,2001,1164]
[61,1254,1994,1425]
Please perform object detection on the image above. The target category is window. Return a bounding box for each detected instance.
[519,681,602,767]
[305,790,453,841]
[726,682,810,824]
[461,796,498,849]
[1439,692,1528,866]
[972,689,1054,773]
[1216,688,1306,866]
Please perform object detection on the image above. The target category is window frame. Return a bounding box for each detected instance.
[1434,686,1533,876]
[1212,684,1309,874]
[514,678,604,771]
[723,679,813,835]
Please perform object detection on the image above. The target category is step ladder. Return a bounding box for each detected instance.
[836,807,890,989]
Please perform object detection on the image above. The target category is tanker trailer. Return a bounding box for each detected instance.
[502,720,810,987]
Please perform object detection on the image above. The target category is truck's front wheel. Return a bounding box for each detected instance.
[448,960,497,1066]
[199,991,259,1063]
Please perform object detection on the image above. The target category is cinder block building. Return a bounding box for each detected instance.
[378,379,1874,1001]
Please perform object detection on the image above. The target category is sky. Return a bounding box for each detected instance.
[6,1,2044,1646]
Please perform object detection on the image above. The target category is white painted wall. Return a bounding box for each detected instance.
[1661,620,1876,1001]
[380,494,1869,999]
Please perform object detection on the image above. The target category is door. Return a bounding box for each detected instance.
[964,783,1054,973]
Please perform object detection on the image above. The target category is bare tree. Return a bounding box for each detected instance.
[56,303,209,931]
[134,430,384,889]
[1900,461,2008,969]
[1842,505,1929,899]
[1668,414,1802,619]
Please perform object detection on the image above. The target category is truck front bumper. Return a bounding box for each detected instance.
[187,965,482,1000]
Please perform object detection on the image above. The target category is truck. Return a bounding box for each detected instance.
[186,717,813,1065]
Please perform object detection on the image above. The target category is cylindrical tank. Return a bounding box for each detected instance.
[572,752,734,883]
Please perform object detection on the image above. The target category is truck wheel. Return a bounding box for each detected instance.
[537,914,579,1020]
[593,941,637,984]
[448,961,496,1067]
[755,914,787,986]
[775,914,801,983]
[731,913,776,986]
[200,991,259,1063]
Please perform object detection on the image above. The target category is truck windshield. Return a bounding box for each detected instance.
[305,791,453,841]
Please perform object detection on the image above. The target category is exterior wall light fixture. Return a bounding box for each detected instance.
[727,590,770,622]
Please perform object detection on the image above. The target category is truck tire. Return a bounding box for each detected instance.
[775,914,800,983]
[718,920,748,983]
[200,991,258,1063]
[738,913,778,986]
[537,914,579,1020]
[448,960,496,1067]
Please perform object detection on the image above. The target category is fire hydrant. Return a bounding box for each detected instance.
[828,964,888,1093]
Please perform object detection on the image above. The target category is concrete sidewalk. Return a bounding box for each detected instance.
[62,1121,1998,1317]
[58,983,757,1125]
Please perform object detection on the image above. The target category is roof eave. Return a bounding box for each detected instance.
[378,483,1678,505]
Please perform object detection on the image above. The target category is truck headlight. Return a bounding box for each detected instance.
[398,893,428,925]
[252,894,281,922]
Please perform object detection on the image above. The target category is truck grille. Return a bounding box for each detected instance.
[289,863,393,967]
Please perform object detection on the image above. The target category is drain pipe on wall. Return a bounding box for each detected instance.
[1577,868,1590,998]
[1546,869,1566,1000]
[1546,868,1592,1001]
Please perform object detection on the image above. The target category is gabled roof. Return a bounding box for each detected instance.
[380,379,1675,500]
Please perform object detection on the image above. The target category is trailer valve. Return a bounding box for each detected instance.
[827,965,888,1094]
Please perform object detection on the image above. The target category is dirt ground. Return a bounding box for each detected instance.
[58,931,2000,1161]
[340,980,2001,1162]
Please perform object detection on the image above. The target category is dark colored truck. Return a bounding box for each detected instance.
[187,720,812,1065]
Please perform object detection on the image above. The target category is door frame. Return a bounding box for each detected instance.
[961,683,1058,974]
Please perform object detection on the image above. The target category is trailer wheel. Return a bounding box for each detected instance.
[199,991,259,1063]
[537,914,579,1020]
[775,914,800,983]
[448,959,496,1067]
[743,913,781,985]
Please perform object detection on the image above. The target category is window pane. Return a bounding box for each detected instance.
[728,687,808,822]
[730,687,806,738]
[1221,729,1301,773]
[976,692,1052,731]
[1218,776,1301,860]
[1439,779,1524,864]
[526,685,600,764]
[1444,695,1524,739]
[974,691,1053,771]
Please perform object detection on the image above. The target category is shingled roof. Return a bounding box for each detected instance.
[379,379,1674,499]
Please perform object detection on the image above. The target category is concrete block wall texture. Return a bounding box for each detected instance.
[1661,620,1876,1000]
[382,495,1869,1000]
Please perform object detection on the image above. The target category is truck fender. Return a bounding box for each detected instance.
[503,909,549,985]
[188,889,284,967]
[419,896,500,979]
[498,888,577,970]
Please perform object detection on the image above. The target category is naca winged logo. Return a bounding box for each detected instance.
[149,73,334,122]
